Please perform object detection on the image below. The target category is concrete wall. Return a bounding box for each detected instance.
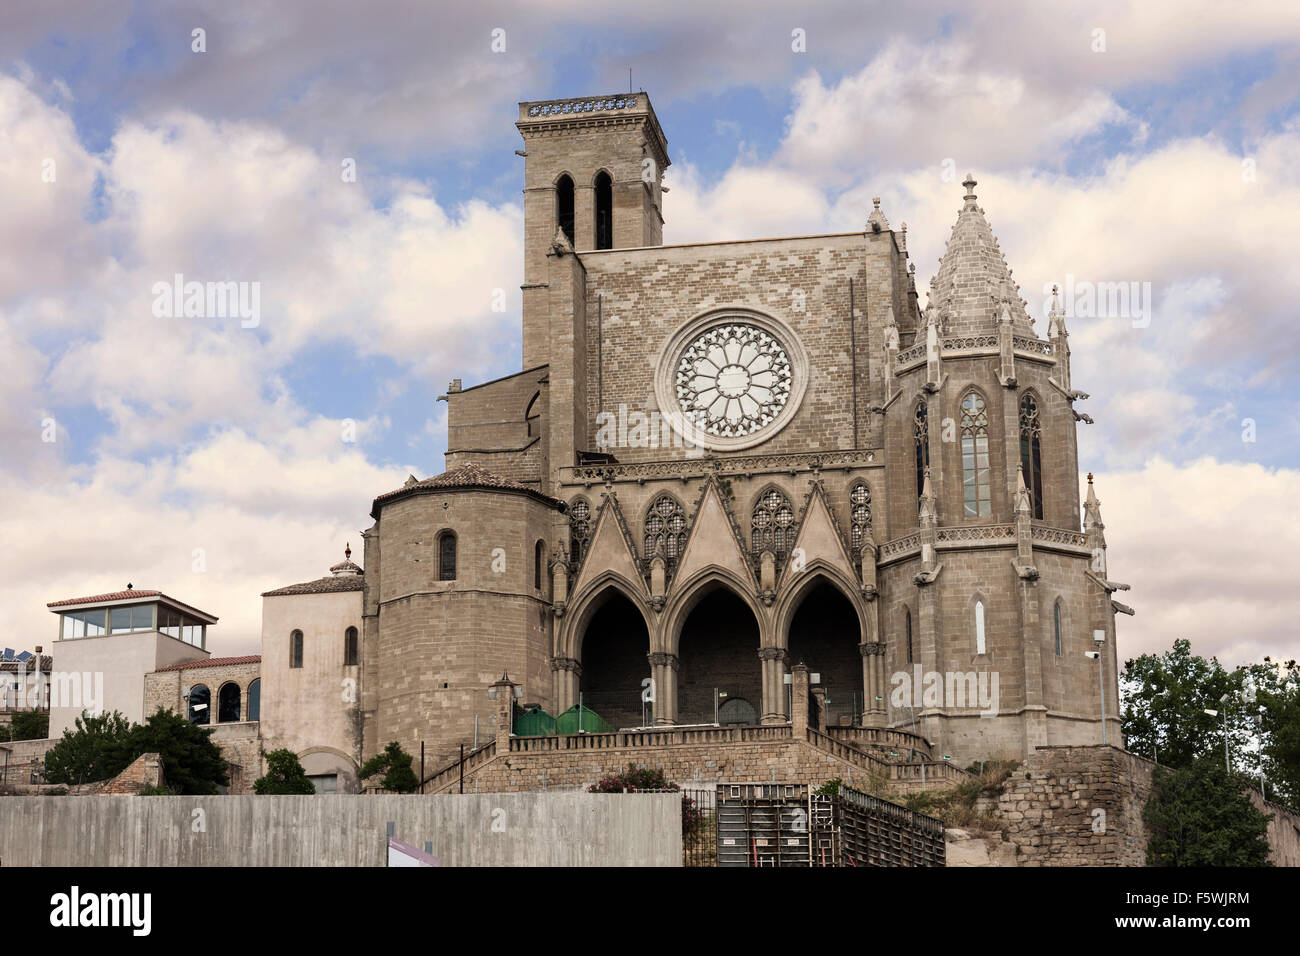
[0,792,681,867]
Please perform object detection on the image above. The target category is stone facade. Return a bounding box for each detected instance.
[263,89,1128,781]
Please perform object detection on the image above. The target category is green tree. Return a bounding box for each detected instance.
[1251,656,1300,810]
[1121,639,1252,769]
[43,711,132,785]
[9,710,49,741]
[1144,758,1273,866]
[104,708,229,795]
[359,741,418,793]
[254,749,317,795]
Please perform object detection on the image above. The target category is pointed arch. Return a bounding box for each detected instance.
[773,564,870,648]
[959,389,992,517]
[665,568,765,725]
[559,573,654,661]
[555,172,575,245]
[1019,389,1045,519]
[913,399,930,512]
[663,566,766,656]
[525,390,542,438]
[594,169,613,250]
[971,593,989,656]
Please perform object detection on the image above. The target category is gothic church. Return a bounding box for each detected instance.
[334,91,1130,775]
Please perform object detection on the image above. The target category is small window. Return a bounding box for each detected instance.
[914,402,930,513]
[974,600,987,655]
[1054,602,1063,656]
[534,540,546,590]
[438,532,457,581]
[218,682,241,723]
[345,626,359,666]
[905,608,914,664]
[290,629,304,669]
[595,170,613,250]
[248,679,260,721]
[188,684,210,724]
[556,174,575,245]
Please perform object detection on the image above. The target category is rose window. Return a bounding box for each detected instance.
[674,323,792,438]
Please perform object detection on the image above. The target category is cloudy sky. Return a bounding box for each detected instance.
[2,0,1297,669]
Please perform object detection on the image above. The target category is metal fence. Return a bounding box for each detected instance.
[702,782,944,868]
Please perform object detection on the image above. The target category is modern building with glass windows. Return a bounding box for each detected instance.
[45,588,217,737]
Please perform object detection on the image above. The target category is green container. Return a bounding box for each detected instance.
[513,706,557,736]
[555,704,613,735]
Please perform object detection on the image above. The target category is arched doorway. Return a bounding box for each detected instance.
[578,590,651,730]
[678,588,761,725]
[788,580,864,727]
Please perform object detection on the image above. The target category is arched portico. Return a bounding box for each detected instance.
[555,574,655,721]
[773,565,880,728]
[662,567,770,726]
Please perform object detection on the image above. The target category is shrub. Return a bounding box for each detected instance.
[359,741,419,793]
[254,749,317,795]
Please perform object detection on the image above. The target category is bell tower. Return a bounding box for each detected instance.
[515,93,670,368]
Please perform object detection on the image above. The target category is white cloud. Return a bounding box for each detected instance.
[1097,459,1300,668]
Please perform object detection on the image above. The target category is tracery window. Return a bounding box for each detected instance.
[1020,392,1045,520]
[644,495,688,565]
[960,391,992,518]
[914,401,930,512]
[569,498,592,566]
[849,482,872,551]
[751,489,795,559]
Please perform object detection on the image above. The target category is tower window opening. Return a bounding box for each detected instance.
[556,175,575,245]
[595,171,613,250]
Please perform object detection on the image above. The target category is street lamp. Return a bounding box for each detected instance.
[1204,699,1230,774]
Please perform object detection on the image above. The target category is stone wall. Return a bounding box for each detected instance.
[425,728,964,798]
[946,744,1300,867]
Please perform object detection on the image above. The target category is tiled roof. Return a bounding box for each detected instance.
[153,655,261,673]
[46,589,218,622]
[48,589,161,607]
[261,575,366,597]
[371,463,565,516]
[0,655,53,671]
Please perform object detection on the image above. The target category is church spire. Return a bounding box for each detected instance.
[928,174,1035,339]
